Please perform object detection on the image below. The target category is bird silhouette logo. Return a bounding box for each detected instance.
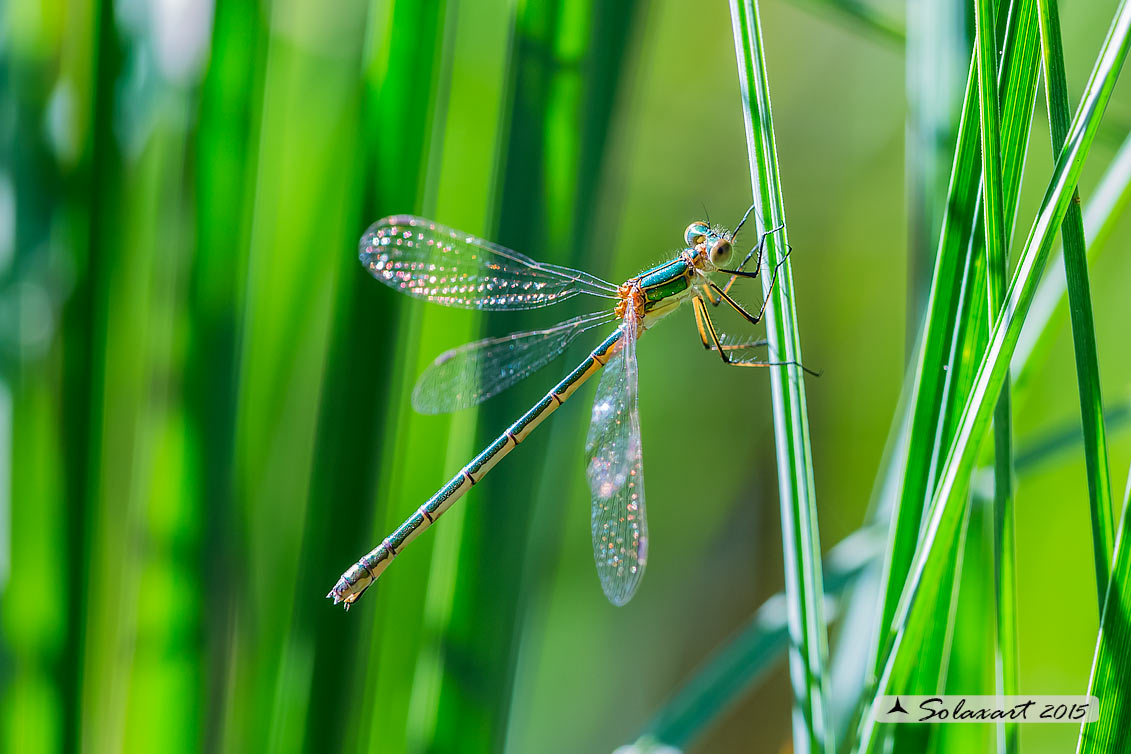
[887,697,909,715]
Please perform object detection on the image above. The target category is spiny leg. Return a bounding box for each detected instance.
[719,235,792,287]
[695,295,772,368]
[714,225,788,302]
[705,276,771,327]
[693,295,818,375]
[694,296,768,365]
[703,238,796,327]
[692,294,715,348]
[693,296,767,353]
[700,281,720,306]
[731,203,757,238]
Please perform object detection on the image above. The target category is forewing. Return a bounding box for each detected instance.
[360,215,618,310]
[412,312,615,414]
[584,311,647,605]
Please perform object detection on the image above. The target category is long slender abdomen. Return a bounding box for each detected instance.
[328,328,624,608]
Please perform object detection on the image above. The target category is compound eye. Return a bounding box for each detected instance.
[710,237,732,264]
[684,221,710,248]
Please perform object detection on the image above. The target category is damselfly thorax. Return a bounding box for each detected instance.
[329,209,807,609]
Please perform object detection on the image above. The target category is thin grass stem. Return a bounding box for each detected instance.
[1037,0,1116,608]
[1013,129,1131,379]
[729,1,831,751]
[1076,469,1131,752]
[974,1,1020,751]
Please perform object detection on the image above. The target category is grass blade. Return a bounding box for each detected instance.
[1076,472,1131,753]
[906,0,969,329]
[936,495,996,754]
[221,2,373,749]
[1012,404,1131,470]
[975,0,1008,316]
[619,386,1124,754]
[346,3,488,753]
[855,4,1131,750]
[729,2,830,751]
[974,1,1019,751]
[634,525,885,751]
[904,0,1129,679]
[867,6,1040,752]
[427,2,640,751]
[59,3,116,750]
[187,2,267,746]
[1013,129,1131,379]
[625,390,1131,753]
[872,0,1038,694]
[1037,0,1116,606]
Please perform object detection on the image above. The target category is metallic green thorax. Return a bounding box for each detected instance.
[635,254,695,308]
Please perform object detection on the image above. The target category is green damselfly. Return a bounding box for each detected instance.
[329,210,806,608]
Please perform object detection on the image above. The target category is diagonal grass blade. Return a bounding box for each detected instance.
[729,1,831,751]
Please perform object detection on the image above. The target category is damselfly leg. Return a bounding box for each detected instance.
[703,249,787,327]
[693,295,818,375]
[715,222,788,300]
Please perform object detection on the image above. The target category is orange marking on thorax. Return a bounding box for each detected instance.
[614,282,647,321]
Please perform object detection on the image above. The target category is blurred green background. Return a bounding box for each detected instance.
[3,0,1130,752]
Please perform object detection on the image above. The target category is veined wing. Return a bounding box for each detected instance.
[585,304,647,606]
[412,311,616,414]
[360,215,619,310]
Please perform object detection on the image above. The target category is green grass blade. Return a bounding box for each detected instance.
[991,435,1019,754]
[346,3,484,753]
[974,1,1019,751]
[187,1,267,746]
[635,525,885,751]
[910,0,1129,670]
[1012,404,1131,470]
[1076,472,1131,753]
[1037,0,1116,607]
[427,2,639,751]
[975,0,1008,315]
[78,7,208,751]
[1,11,92,749]
[855,4,1131,750]
[906,0,969,329]
[620,385,1123,754]
[59,2,116,750]
[729,2,830,751]
[872,1,1039,698]
[1013,129,1131,379]
[971,25,1041,726]
[287,0,426,746]
[936,495,996,754]
[866,7,1039,752]
[218,3,374,750]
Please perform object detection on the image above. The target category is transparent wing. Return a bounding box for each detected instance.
[585,306,647,606]
[412,311,616,414]
[360,215,619,310]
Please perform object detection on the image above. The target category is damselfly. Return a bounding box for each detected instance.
[329,209,806,608]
